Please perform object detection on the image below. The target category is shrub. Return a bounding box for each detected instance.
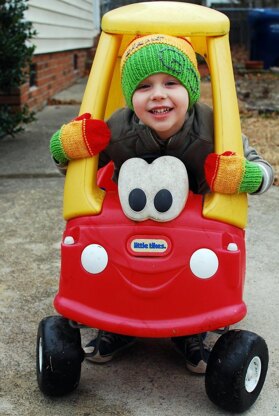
[0,0,37,138]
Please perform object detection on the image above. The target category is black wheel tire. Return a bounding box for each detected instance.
[205,330,268,413]
[36,316,84,396]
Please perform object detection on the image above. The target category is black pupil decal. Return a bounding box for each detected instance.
[129,188,147,212]
[154,189,173,213]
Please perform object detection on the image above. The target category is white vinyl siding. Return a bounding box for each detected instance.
[26,0,100,54]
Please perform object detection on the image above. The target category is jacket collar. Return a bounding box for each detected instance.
[133,107,195,153]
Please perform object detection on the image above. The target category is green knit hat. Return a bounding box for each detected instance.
[120,34,200,109]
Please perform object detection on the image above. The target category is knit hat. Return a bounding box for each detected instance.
[120,34,200,110]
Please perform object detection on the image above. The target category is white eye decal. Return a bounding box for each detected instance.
[118,156,189,222]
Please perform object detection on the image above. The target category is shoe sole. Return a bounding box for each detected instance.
[84,339,136,364]
[85,350,114,363]
[173,345,208,375]
[186,360,207,374]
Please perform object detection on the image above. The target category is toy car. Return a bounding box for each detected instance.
[36,2,268,412]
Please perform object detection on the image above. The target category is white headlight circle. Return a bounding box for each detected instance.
[81,244,108,274]
[190,248,218,279]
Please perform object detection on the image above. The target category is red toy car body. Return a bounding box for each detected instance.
[55,164,246,338]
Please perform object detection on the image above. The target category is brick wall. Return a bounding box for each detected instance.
[0,47,92,114]
[21,48,90,111]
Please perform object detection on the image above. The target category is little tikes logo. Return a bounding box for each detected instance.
[127,236,171,257]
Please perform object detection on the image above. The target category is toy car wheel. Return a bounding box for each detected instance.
[205,330,268,413]
[36,316,84,396]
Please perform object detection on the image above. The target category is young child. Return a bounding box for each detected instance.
[50,34,274,374]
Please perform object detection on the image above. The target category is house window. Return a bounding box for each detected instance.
[29,63,37,87]
[73,54,78,71]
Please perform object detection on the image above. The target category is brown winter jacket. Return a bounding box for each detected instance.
[99,102,273,195]
[55,102,274,195]
[100,102,214,194]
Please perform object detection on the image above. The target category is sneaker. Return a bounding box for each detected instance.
[84,331,136,363]
[172,334,211,374]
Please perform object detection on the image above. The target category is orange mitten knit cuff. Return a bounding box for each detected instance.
[50,114,111,164]
[205,151,263,194]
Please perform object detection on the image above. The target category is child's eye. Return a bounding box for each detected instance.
[136,83,150,90]
[165,80,178,86]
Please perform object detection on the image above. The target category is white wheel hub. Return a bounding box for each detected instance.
[245,356,261,392]
[38,337,43,373]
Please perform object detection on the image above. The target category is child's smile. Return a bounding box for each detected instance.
[149,106,173,115]
[132,73,189,140]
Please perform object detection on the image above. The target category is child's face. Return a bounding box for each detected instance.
[132,73,189,140]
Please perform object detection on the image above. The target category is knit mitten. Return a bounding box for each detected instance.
[50,113,111,164]
[205,151,263,194]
